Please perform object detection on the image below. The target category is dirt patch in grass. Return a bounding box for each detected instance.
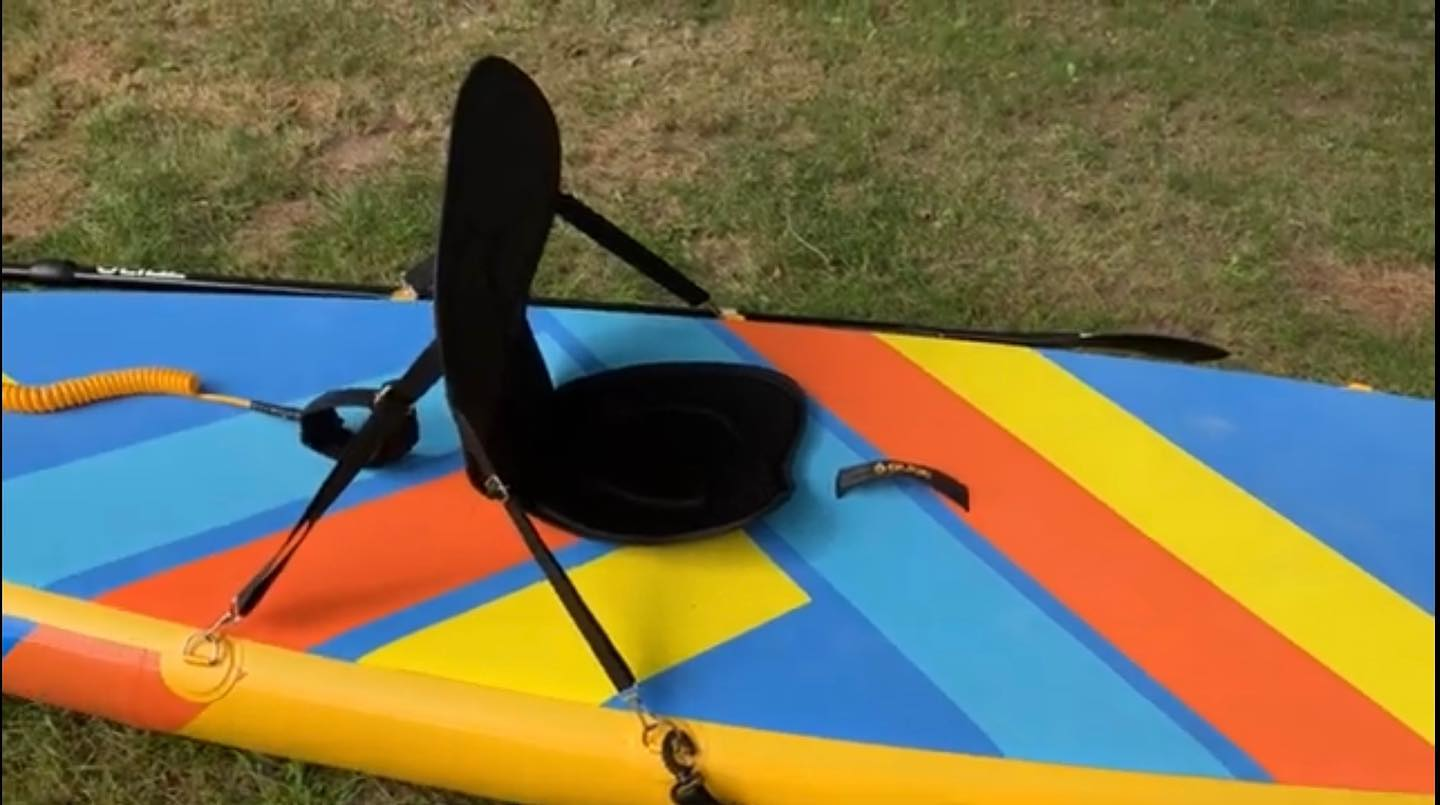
[692,233,766,284]
[4,38,120,92]
[145,79,280,129]
[315,130,395,177]
[230,198,319,267]
[553,17,822,198]
[1,163,82,241]
[290,80,349,128]
[1294,259,1436,334]
[1,38,45,87]
[52,41,120,89]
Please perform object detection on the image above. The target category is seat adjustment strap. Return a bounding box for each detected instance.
[835,459,971,511]
[556,193,712,309]
[232,341,443,617]
[398,194,713,310]
[299,387,419,468]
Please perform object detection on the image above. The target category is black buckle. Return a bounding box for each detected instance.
[482,474,510,501]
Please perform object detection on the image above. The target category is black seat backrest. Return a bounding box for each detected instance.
[432,57,563,488]
[430,55,803,544]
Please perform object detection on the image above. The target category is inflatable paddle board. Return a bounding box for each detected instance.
[1,289,1434,804]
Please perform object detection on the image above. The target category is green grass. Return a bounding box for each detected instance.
[1,1,1434,802]
[2,698,476,804]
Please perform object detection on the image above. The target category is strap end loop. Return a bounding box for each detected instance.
[835,459,970,511]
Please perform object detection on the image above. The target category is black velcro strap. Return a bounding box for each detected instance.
[835,459,970,511]
[299,387,419,467]
[465,416,725,805]
[233,341,443,617]
[505,489,638,692]
[454,413,639,693]
[556,193,712,309]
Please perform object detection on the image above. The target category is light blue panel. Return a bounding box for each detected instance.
[1047,350,1436,613]
[2,292,437,479]
[2,373,458,588]
[546,308,1238,777]
[2,313,585,591]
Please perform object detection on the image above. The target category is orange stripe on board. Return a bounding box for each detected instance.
[729,320,1435,794]
[2,625,205,731]
[100,473,575,650]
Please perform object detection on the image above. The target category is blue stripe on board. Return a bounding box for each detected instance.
[605,523,1000,756]
[3,323,585,594]
[45,454,462,599]
[546,309,1241,778]
[2,293,437,480]
[2,615,36,659]
[829,404,1264,778]
[759,403,1238,776]
[312,540,613,660]
[530,308,606,375]
[714,325,1264,779]
[1045,351,1436,614]
[2,373,459,590]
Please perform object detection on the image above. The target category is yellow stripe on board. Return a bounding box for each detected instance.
[883,335,1436,743]
[360,532,809,703]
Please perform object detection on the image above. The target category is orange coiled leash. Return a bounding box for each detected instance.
[2,367,302,420]
[2,366,419,468]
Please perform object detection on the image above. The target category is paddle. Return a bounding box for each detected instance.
[2,257,1229,362]
[2,258,398,299]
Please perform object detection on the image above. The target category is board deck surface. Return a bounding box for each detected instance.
[2,291,1433,804]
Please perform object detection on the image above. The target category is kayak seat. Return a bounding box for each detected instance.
[434,56,804,544]
[528,363,803,543]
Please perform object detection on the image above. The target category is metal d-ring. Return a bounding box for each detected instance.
[182,607,238,667]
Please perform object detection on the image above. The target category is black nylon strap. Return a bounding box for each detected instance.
[397,195,713,310]
[556,193,712,309]
[453,414,638,693]
[233,341,443,617]
[506,492,636,691]
[299,388,419,467]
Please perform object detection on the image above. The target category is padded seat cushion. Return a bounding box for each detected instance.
[527,362,805,542]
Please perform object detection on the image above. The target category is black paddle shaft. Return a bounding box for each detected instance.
[3,257,1230,363]
[2,259,389,299]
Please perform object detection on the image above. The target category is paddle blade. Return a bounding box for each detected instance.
[1066,332,1230,362]
[942,330,1230,362]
